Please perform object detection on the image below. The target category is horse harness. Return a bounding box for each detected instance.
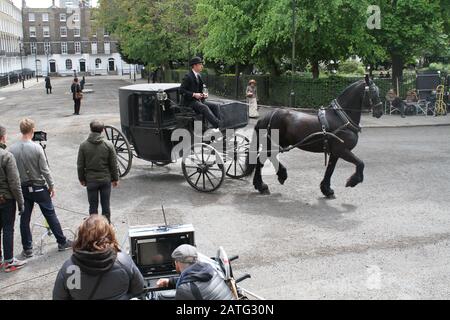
[265,100,363,166]
[263,81,380,166]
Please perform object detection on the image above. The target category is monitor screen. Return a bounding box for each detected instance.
[135,234,193,270]
[138,240,173,266]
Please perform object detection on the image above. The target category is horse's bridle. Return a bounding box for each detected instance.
[363,82,383,111]
[330,81,382,133]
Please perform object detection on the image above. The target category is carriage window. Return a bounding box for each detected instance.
[137,95,157,124]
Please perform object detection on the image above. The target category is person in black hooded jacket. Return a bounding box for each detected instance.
[156,244,234,300]
[53,215,144,300]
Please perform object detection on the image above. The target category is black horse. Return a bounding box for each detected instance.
[247,75,383,197]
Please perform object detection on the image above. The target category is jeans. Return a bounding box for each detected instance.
[190,101,221,128]
[20,186,67,250]
[87,181,111,223]
[0,199,16,262]
[74,99,81,114]
[46,87,52,94]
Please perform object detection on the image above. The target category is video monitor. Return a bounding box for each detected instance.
[129,224,195,277]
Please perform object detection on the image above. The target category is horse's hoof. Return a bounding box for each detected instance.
[320,183,334,198]
[345,176,361,188]
[325,193,336,199]
[277,169,287,185]
[321,189,335,198]
[258,183,271,195]
[278,176,287,185]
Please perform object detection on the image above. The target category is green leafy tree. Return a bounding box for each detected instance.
[367,0,447,83]
[197,0,257,76]
[96,0,201,69]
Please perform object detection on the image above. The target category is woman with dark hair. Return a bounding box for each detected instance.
[53,215,144,300]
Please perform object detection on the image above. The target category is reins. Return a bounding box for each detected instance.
[261,82,380,166]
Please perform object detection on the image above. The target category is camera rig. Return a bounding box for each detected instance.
[32,131,49,166]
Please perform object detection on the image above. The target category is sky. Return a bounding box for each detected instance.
[12,0,98,8]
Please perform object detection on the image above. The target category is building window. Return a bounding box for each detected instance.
[73,14,79,22]
[43,26,50,37]
[95,58,102,68]
[65,59,72,70]
[30,42,37,54]
[30,27,36,37]
[75,42,81,54]
[29,13,35,22]
[44,42,51,54]
[42,13,49,22]
[61,42,68,54]
[91,42,97,54]
[60,27,67,37]
[104,42,110,54]
[74,28,80,37]
[60,13,66,22]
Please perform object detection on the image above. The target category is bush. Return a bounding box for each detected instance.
[338,60,365,75]
[429,63,450,74]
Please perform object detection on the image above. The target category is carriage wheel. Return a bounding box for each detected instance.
[104,125,133,178]
[225,133,250,179]
[182,143,225,192]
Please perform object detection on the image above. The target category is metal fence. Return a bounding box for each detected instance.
[0,72,36,88]
[164,70,448,109]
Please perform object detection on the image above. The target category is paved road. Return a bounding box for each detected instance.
[0,77,449,299]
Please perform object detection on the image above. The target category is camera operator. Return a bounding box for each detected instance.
[156,244,235,300]
[0,125,26,272]
[9,119,72,258]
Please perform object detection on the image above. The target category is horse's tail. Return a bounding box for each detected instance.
[245,111,277,176]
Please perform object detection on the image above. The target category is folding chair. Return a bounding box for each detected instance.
[434,85,447,116]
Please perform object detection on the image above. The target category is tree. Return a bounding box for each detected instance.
[96,0,201,69]
[367,0,447,84]
[197,0,257,75]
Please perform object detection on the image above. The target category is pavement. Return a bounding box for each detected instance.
[1,75,450,300]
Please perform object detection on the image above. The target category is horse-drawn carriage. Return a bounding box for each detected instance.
[105,83,250,192]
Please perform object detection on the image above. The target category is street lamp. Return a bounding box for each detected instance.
[35,46,39,82]
[289,0,297,108]
[19,38,25,89]
[45,48,50,76]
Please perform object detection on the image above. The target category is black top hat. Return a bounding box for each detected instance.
[190,56,204,66]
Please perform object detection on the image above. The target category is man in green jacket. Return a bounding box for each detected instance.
[77,120,119,223]
[0,125,26,272]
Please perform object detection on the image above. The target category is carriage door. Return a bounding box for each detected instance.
[129,94,165,161]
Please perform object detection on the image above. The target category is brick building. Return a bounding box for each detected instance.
[22,0,129,76]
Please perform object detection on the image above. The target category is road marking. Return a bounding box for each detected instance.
[0,97,5,101]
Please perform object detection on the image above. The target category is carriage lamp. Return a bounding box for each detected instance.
[157,89,168,102]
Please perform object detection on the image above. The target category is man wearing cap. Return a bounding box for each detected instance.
[180,57,221,129]
[156,244,234,300]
